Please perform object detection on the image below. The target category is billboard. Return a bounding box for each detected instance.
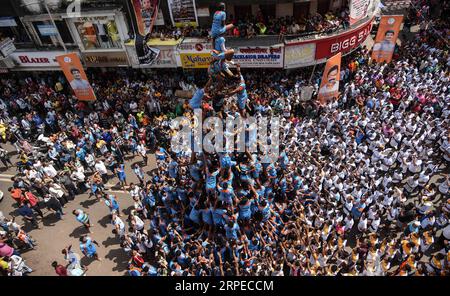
[371,15,403,64]
[167,0,198,27]
[318,52,341,105]
[56,53,96,101]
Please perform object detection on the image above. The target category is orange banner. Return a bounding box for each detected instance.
[56,53,96,101]
[318,52,341,105]
[371,15,403,64]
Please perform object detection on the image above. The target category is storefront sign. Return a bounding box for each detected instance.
[83,51,129,67]
[180,53,213,68]
[10,51,67,67]
[284,42,316,69]
[178,39,212,53]
[233,46,284,68]
[314,19,373,60]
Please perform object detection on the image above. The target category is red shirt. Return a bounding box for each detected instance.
[10,188,23,202]
[24,191,38,207]
[55,265,68,276]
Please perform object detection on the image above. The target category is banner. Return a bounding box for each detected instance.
[130,0,161,65]
[233,46,284,68]
[179,53,213,68]
[284,42,316,69]
[349,0,371,25]
[167,0,198,27]
[178,39,212,53]
[318,52,341,105]
[371,15,403,64]
[314,19,372,60]
[148,46,178,68]
[56,53,96,101]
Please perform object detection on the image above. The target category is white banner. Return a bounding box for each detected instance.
[177,38,212,53]
[284,43,316,69]
[233,46,284,68]
[126,45,178,68]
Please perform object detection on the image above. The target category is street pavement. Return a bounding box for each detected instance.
[0,143,157,276]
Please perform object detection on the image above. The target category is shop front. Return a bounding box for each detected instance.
[8,50,81,71]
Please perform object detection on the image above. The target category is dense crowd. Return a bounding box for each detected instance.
[0,1,449,276]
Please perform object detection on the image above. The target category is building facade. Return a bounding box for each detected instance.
[0,0,383,72]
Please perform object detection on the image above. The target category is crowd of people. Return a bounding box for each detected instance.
[0,1,449,276]
[148,8,349,42]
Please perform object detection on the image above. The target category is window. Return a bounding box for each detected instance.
[74,19,121,50]
[55,20,74,44]
[32,21,54,46]
[0,18,32,45]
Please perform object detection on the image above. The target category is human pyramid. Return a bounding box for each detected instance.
[188,2,249,117]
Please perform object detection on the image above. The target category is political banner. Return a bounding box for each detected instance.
[371,15,403,64]
[284,42,316,69]
[318,52,341,105]
[56,53,96,101]
[130,0,160,65]
[233,46,284,68]
[349,0,371,25]
[167,0,198,27]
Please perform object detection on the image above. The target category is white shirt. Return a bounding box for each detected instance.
[95,161,108,175]
[43,165,58,178]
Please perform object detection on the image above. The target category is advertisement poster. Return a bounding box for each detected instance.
[167,0,198,27]
[130,0,160,65]
[318,52,341,105]
[371,15,404,64]
[349,0,371,25]
[233,46,284,68]
[179,53,213,68]
[284,43,316,69]
[56,53,96,101]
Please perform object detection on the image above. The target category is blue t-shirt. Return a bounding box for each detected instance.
[189,88,205,109]
[206,170,219,189]
[237,77,248,101]
[80,238,96,257]
[211,11,226,36]
[215,36,226,52]
[225,222,240,240]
